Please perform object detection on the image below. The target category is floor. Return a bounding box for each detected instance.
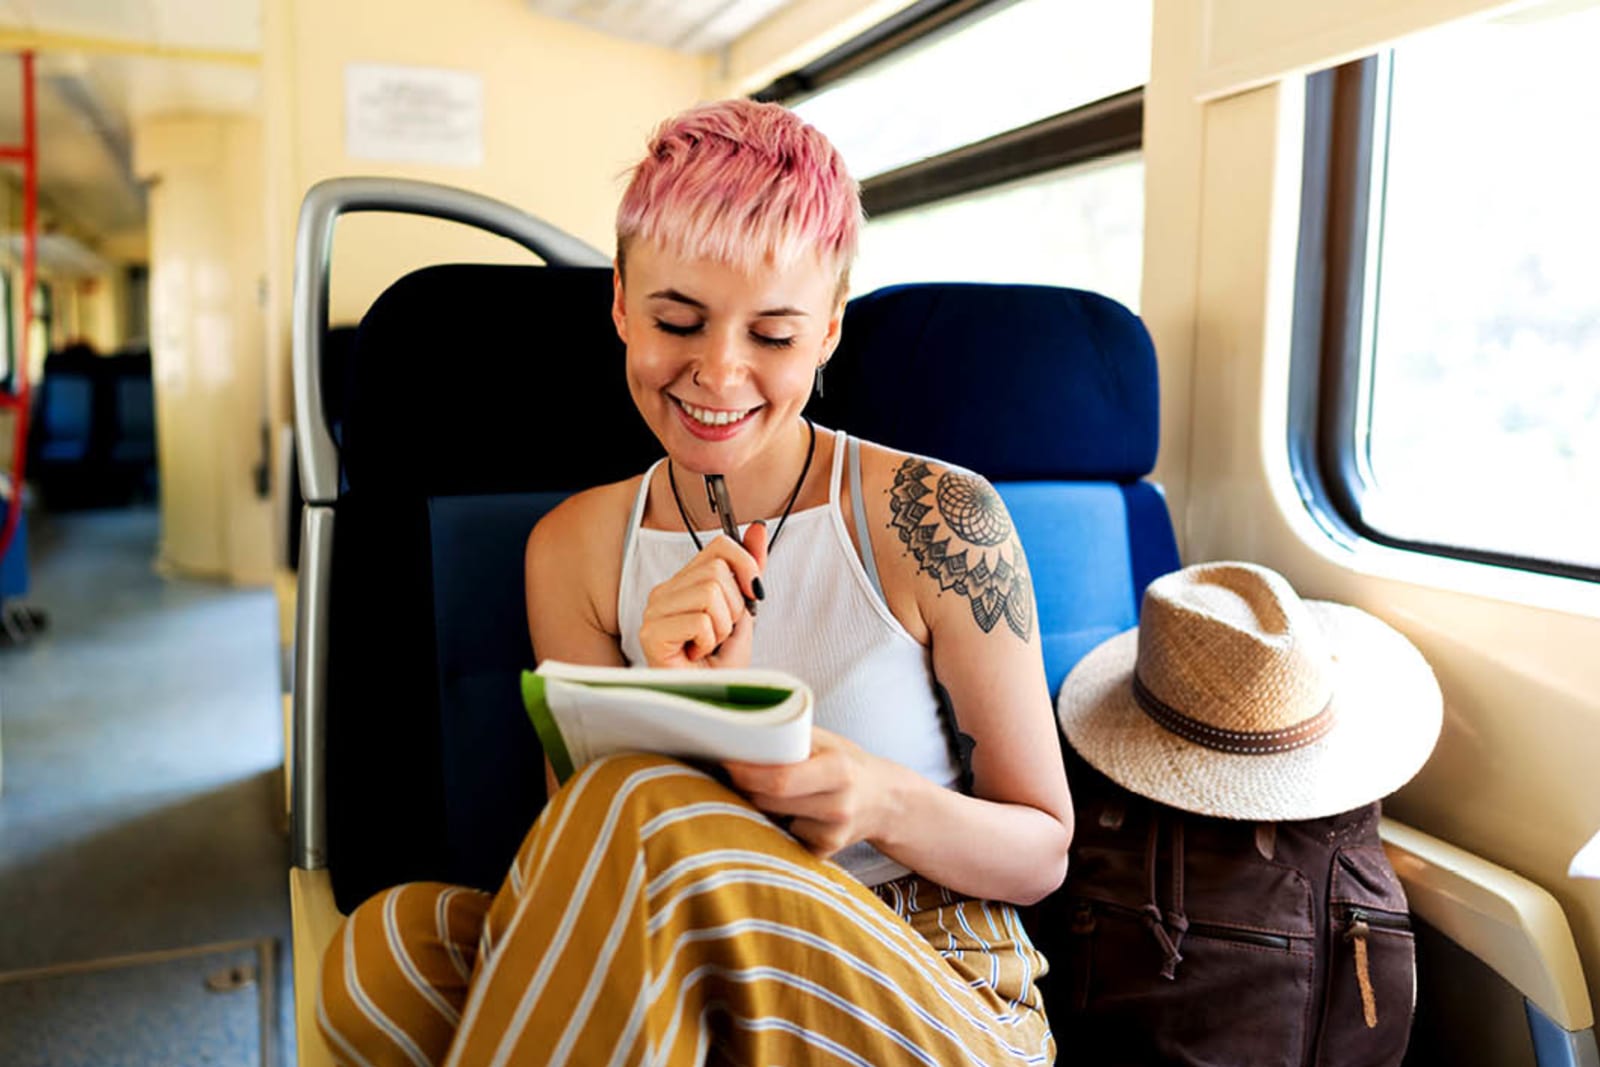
[0,506,295,1064]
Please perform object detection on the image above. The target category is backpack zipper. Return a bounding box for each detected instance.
[1078,899,1306,951]
[1339,905,1411,932]
[1186,921,1297,951]
[1337,906,1410,1031]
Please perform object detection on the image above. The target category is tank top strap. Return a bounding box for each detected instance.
[828,427,849,508]
[619,457,666,595]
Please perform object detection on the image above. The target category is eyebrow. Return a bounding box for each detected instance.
[647,288,809,318]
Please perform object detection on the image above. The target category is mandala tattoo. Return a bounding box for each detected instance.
[889,459,1034,640]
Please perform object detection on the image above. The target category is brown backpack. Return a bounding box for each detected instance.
[1031,747,1417,1066]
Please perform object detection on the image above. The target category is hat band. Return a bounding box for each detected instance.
[1132,672,1336,755]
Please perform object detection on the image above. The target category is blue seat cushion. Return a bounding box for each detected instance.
[429,491,570,892]
[1000,482,1178,696]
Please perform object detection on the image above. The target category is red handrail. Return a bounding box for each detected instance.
[0,50,37,564]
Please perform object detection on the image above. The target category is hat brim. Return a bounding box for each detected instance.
[1056,602,1442,821]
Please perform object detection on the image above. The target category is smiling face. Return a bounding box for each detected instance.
[613,239,845,480]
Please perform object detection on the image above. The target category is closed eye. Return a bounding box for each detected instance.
[653,319,796,350]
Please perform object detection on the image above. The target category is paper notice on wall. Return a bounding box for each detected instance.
[345,64,483,167]
[1572,829,1600,879]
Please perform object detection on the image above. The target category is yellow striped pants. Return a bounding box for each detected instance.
[319,754,1055,1065]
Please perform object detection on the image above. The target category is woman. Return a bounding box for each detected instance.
[320,98,1073,1067]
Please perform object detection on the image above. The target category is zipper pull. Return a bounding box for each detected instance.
[1344,909,1377,1028]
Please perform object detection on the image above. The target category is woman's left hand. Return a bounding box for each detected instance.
[722,727,894,858]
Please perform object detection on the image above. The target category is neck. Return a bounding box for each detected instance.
[667,419,818,532]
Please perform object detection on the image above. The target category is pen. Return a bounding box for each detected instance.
[704,474,759,617]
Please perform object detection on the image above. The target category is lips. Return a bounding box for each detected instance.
[671,396,759,440]
[677,398,755,426]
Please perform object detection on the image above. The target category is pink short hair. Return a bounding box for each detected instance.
[616,99,862,286]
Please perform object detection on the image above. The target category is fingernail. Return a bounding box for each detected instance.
[752,576,766,601]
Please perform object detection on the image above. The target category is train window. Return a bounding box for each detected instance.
[1295,8,1600,582]
[771,0,1150,302]
[851,153,1144,309]
[787,0,1150,182]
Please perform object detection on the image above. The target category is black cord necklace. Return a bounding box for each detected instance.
[667,417,817,553]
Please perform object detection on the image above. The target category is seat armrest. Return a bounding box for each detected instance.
[290,867,345,1067]
[1380,816,1593,1030]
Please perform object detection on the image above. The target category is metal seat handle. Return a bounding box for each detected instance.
[291,176,611,505]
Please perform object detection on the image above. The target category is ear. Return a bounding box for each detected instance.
[611,263,629,344]
[819,294,846,363]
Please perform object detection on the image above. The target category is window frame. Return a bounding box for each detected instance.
[755,0,1144,224]
[1288,57,1600,585]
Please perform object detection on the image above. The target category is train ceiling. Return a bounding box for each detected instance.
[0,0,260,261]
[525,0,795,53]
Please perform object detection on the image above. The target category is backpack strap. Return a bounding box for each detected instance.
[1140,810,1191,980]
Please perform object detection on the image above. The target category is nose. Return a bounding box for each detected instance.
[691,326,747,395]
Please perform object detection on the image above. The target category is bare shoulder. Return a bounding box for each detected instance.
[526,477,638,563]
[524,475,643,636]
[856,441,1035,642]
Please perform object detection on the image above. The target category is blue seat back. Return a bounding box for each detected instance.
[325,269,1178,913]
[812,283,1176,695]
[34,371,94,463]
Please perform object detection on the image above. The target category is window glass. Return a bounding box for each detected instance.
[851,154,1144,311]
[792,0,1151,181]
[1360,8,1600,570]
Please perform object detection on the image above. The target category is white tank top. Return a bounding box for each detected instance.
[617,431,962,886]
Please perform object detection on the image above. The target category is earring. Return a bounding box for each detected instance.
[814,362,825,398]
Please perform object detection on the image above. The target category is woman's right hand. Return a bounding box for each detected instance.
[639,521,768,669]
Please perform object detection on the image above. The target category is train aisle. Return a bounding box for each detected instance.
[0,506,293,1065]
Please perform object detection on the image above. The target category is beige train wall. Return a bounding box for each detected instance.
[1145,0,1600,1025]
[133,115,270,584]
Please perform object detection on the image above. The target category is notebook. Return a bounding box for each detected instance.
[521,660,814,785]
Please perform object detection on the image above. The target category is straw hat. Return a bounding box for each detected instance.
[1056,561,1442,821]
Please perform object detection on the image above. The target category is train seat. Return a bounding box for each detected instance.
[107,349,156,469]
[29,348,97,467]
[27,344,158,506]
[308,281,1176,894]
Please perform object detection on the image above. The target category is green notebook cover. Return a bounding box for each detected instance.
[520,667,802,785]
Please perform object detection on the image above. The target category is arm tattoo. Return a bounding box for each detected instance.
[889,458,1034,640]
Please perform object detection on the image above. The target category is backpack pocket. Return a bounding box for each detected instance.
[1058,895,1317,1067]
[1317,847,1416,1067]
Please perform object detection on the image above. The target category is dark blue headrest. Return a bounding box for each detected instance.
[812,283,1159,481]
[343,265,661,497]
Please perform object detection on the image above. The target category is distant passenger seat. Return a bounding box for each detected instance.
[30,346,98,468]
[28,344,157,508]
